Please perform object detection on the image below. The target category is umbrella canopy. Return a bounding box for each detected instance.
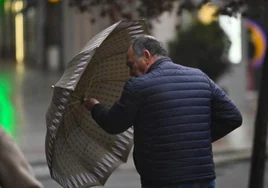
[45,20,149,188]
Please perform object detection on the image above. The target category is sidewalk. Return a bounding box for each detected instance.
[40,159,268,188]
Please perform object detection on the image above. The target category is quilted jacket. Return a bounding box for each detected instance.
[92,57,242,186]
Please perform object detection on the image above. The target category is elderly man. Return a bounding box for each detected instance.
[84,35,242,188]
[0,127,43,188]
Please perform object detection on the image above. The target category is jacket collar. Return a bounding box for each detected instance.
[146,57,172,73]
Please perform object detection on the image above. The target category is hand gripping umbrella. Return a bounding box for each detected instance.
[45,20,149,188]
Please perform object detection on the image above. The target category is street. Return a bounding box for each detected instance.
[38,160,268,188]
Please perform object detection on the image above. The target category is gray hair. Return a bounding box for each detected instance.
[131,35,168,59]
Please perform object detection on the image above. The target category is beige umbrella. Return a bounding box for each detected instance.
[45,20,149,188]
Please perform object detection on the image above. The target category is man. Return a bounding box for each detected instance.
[0,126,43,188]
[84,35,242,188]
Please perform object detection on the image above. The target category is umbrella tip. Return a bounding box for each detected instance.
[51,85,55,89]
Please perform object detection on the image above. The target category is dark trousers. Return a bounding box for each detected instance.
[142,179,216,188]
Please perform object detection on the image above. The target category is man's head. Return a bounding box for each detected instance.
[126,35,168,77]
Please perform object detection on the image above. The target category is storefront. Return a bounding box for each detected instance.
[0,0,63,70]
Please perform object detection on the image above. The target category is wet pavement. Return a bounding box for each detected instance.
[0,61,267,187]
[40,160,268,188]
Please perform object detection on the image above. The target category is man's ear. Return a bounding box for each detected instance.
[143,50,151,62]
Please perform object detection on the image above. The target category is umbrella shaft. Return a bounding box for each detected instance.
[72,95,83,101]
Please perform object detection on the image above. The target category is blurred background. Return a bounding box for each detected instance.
[0,0,267,187]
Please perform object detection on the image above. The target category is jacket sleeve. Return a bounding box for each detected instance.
[209,79,243,142]
[91,81,140,134]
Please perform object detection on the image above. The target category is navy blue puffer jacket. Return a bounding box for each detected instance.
[92,57,242,186]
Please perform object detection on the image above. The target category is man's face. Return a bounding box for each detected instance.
[126,46,148,77]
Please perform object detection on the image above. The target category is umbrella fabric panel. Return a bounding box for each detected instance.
[54,21,123,91]
[55,51,94,91]
[56,23,123,90]
[47,100,134,187]
[69,104,133,159]
[93,53,130,83]
[79,22,120,55]
[50,128,101,188]
[71,54,128,104]
[92,28,133,61]
[85,81,125,107]
[51,117,127,187]
[92,21,146,62]
[46,88,72,136]
[72,21,147,100]
[68,105,117,145]
[56,127,101,186]
[72,39,131,101]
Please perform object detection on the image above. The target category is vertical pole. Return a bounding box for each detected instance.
[44,0,62,71]
[248,6,268,188]
[36,0,45,68]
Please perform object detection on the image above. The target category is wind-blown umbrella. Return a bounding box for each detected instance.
[45,20,149,188]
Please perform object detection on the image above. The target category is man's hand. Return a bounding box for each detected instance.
[84,98,100,111]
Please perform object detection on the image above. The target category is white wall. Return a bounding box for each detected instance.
[62,3,112,67]
[62,2,92,66]
[151,3,179,49]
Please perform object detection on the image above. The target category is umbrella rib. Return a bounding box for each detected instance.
[69,107,85,130]
[66,104,81,116]
[70,107,98,144]
[69,109,112,180]
[94,50,126,62]
[83,50,127,96]
[68,100,81,106]
[71,94,83,101]
[71,107,118,158]
[61,115,101,185]
[101,79,126,82]
[105,22,143,41]
[85,76,97,97]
